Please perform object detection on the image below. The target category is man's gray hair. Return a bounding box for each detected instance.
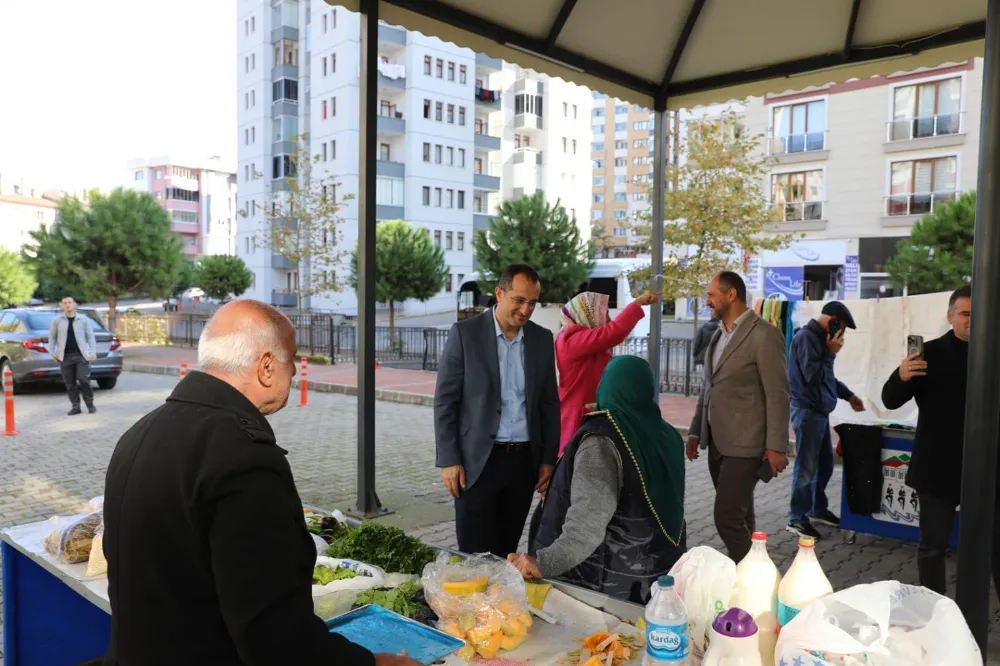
[197,305,290,375]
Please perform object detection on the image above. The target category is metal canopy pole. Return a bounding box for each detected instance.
[648,106,667,394]
[350,0,389,519]
[957,0,1000,648]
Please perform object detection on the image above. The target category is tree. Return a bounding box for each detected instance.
[249,134,353,312]
[589,221,617,258]
[630,111,791,330]
[195,255,254,301]
[0,249,38,307]
[23,188,184,330]
[473,192,593,303]
[348,220,448,330]
[173,259,197,297]
[887,191,975,295]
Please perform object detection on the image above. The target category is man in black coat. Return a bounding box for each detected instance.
[103,300,418,666]
[691,313,720,367]
[881,285,973,596]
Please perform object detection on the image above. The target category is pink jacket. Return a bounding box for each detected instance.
[554,301,646,455]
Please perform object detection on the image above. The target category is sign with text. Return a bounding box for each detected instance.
[844,255,859,295]
[763,266,804,301]
[743,257,762,292]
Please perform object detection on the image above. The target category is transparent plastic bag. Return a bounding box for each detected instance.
[86,520,107,577]
[82,495,104,514]
[667,545,737,660]
[311,557,386,620]
[44,511,102,564]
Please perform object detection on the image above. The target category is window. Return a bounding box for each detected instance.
[615,140,627,150]
[563,102,568,117]
[446,231,453,249]
[613,227,628,236]
[474,194,484,213]
[593,176,605,186]
[434,230,442,245]
[331,97,336,116]
[613,158,626,167]
[592,141,605,151]
[447,104,455,123]
[165,188,201,203]
[446,274,453,293]
[447,147,454,166]
[322,14,327,32]
[616,104,628,114]
[615,123,627,131]
[772,100,826,153]
[457,191,465,209]
[271,154,296,180]
[888,156,958,216]
[322,143,328,161]
[633,156,651,165]
[251,90,255,107]
[376,177,404,206]
[245,56,249,73]
[591,210,604,220]
[435,102,443,121]
[457,232,465,250]
[573,104,578,119]
[423,99,431,119]
[331,140,336,159]
[614,193,626,202]
[434,188,442,206]
[593,159,605,169]
[890,77,962,141]
[458,107,466,126]
[458,149,466,167]
[250,16,255,32]
[562,137,567,153]
[245,19,249,35]
[435,145,443,164]
[323,57,328,76]
[593,108,605,117]
[447,190,454,208]
[448,62,455,81]
[613,210,628,220]
[633,192,649,201]
[474,158,483,174]
[593,193,605,203]
[244,165,250,181]
[422,143,431,162]
[614,175,626,184]
[572,139,577,154]
[436,59,443,78]
[331,53,336,73]
[514,93,543,116]
[332,8,337,27]
[633,138,650,149]
[424,56,432,75]
[634,120,653,130]
[771,169,825,221]
[322,100,328,119]
[245,128,250,145]
[273,78,298,102]
[245,92,249,109]
[593,125,605,135]
[380,143,390,161]
[423,186,431,205]
[251,53,255,70]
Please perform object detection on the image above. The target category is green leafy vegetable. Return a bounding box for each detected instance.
[312,566,359,585]
[324,522,436,575]
[354,580,428,619]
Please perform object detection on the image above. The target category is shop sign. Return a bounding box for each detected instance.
[763,266,804,301]
[844,255,859,294]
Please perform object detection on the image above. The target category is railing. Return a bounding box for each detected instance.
[767,130,828,155]
[771,201,825,222]
[884,191,957,217]
[886,112,964,142]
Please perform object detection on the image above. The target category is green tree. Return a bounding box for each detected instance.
[22,188,184,330]
[173,259,197,297]
[589,221,617,258]
[195,255,254,301]
[0,249,38,307]
[887,191,975,294]
[248,134,353,312]
[473,192,593,303]
[348,220,448,330]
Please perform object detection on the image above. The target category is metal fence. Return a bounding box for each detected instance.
[113,313,704,395]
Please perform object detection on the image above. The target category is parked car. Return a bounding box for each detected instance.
[0,308,123,392]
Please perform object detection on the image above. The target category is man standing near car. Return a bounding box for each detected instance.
[786,301,866,540]
[49,296,97,415]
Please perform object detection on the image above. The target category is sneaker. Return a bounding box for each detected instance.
[87,405,97,414]
[67,407,82,416]
[810,511,841,528]
[787,520,822,540]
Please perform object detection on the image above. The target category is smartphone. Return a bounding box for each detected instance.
[907,334,925,360]
[827,317,841,338]
[756,458,775,484]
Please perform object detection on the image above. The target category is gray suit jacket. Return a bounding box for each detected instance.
[49,313,97,361]
[434,310,561,489]
[689,310,790,458]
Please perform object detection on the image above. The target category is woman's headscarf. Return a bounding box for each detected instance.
[559,292,610,333]
[595,355,685,545]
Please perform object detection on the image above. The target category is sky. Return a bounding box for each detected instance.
[0,0,236,195]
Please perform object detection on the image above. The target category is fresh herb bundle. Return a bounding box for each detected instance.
[324,522,436,575]
[353,580,435,623]
[306,515,348,544]
[312,565,359,586]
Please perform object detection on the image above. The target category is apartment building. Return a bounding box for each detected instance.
[0,175,83,254]
[127,156,238,258]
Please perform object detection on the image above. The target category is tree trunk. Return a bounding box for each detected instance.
[388,301,395,332]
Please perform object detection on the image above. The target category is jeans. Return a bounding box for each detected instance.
[788,407,834,524]
[60,353,94,409]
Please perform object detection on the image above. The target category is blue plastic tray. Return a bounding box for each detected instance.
[325,604,465,664]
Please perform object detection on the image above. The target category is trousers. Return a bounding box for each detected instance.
[455,444,535,558]
[708,445,760,563]
[60,353,94,408]
[789,407,834,524]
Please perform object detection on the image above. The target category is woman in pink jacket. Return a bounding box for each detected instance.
[555,289,660,456]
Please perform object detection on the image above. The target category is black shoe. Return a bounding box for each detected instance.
[87,405,97,414]
[787,520,822,540]
[810,510,841,528]
[68,407,82,416]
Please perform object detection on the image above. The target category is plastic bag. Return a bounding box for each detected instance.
[311,557,386,620]
[667,546,736,661]
[44,511,102,564]
[82,495,104,514]
[85,519,107,577]
[776,581,982,666]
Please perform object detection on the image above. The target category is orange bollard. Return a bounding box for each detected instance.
[180,362,188,379]
[2,369,18,436]
[298,357,308,407]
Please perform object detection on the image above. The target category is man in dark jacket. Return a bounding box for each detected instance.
[692,314,721,366]
[787,301,865,540]
[103,300,417,666]
[882,285,973,597]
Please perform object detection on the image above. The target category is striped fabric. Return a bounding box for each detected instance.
[559,292,610,333]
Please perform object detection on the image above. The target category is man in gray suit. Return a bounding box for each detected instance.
[49,296,98,415]
[686,272,790,562]
[434,264,560,558]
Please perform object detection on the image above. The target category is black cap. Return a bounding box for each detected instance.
[821,301,856,329]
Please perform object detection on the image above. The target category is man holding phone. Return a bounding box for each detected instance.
[881,285,971,596]
[787,301,865,540]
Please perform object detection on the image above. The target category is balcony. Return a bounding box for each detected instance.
[272,100,298,117]
[767,131,829,163]
[272,63,298,81]
[512,147,543,165]
[271,25,298,42]
[885,113,966,152]
[271,290,297,308]
[769,201,827,231]
[473,173,500,191]
[475,87,501,110]
[168,174,200,191]
[376,204,404,220]
[881,192,957,226]
[171,221,201,235]
[378,24,406,46]
[514,112,542,130]
[473,213,491,229]
[377,113,405,134]
[377,61,406,89]
[182,243,201,256]
[474,132,501,151]
[476,52,502,73]
[376,160,405,178]
[271,253,297,270]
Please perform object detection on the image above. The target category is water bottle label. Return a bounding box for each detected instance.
[645,621,689,661]
[777,600,800,628]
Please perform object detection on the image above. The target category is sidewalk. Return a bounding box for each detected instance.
[122,345,701,428]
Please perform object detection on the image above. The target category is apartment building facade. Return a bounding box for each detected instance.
[127,156,238,258]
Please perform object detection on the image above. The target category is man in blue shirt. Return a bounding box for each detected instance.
[787,301,865,540]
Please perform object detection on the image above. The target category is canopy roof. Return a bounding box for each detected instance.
[326,0,985,109]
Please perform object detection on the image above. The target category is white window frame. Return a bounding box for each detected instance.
[769,163,829,220]
[885,69,968,135]
[882,150,962,215]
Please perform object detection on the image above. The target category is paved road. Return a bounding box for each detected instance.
[1,372,997,659]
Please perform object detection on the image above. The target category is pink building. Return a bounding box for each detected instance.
[127,156,238,257]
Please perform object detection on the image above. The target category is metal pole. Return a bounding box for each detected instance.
[350,0,389,519]
[957,0,1000,648]
[648,107,667,395]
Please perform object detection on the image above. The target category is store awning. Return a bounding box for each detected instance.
[326,0,984,110]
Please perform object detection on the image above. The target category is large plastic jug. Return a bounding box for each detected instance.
[702,608,763,666]
[730,532,780,664]
[776,536,832,633]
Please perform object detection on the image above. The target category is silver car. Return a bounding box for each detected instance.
[0,308,123,391]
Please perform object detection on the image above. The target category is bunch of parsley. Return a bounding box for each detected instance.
[325,522,437,575]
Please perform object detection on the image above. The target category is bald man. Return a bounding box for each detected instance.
[103,301,418,666]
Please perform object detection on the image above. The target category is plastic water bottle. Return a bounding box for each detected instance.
[644,575,690,665]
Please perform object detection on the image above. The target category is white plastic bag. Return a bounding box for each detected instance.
[776,581,982,666]
[311,557,386,620]
[85,520,107,577]
[668,546,736,661]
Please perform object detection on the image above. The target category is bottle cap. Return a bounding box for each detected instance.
[752,531,767,541]
[658,575,674,587]
[799,536,816,548]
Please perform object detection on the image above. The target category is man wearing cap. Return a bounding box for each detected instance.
[786,301,865,540]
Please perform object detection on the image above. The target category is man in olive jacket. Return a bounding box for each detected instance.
[103,300,417,666]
